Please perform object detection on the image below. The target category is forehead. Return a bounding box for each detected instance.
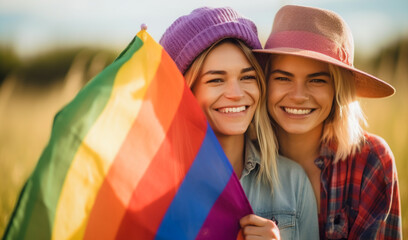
[202,42,252,71]
[270,54,329,73]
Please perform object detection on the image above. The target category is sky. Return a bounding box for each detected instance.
[0,0,407,58]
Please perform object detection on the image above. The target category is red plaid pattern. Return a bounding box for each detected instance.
[316,132,402,239]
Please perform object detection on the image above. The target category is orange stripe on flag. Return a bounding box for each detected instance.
[83,51,184,239]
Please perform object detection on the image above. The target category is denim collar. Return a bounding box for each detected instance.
[242,137,261,178]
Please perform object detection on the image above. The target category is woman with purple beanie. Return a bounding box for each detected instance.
[160,7,319,239]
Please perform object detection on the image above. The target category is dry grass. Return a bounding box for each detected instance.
[359,40,408,236]
[0,48,407,238]
[0,51,109,237]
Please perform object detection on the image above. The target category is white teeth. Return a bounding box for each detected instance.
[284,107,312,115]
[219,106,246,113]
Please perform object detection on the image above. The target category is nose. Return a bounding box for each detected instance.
[224,79,244,100]
[289,82,309,102]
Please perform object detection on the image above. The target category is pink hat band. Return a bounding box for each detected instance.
[265,31,352,66]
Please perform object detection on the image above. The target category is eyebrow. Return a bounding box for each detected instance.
[308,72,331,78]
[202,70,226,76]
[270,69,330,78]
[241,67,255,73]
[270,69,293,77]
[201,67,255,77]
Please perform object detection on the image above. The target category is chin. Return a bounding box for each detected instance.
[217,127,248,137]
[280,125,310,135]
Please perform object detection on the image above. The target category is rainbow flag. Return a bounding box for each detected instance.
[3,30,253,239]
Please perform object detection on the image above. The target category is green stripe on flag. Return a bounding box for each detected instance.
[3,36,144,240]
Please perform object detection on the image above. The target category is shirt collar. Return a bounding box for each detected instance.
[242,137,260,176]
[314,140,337,170]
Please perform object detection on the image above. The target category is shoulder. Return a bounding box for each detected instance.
[356,132,396,183]
[276,155,307,176]
[360,132,394,166]
[363,132,393,156]
[275,155,310,190]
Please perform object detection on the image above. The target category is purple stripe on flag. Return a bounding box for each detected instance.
[196,175,253,239]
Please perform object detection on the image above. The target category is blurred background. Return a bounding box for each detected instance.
[0,0,407,237]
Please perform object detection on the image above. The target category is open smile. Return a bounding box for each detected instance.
[282,107,314,115]
[217,106,247,113]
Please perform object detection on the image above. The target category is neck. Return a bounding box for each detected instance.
[216,133,245,179]
[277,125,323,211]
[277,125,323,165]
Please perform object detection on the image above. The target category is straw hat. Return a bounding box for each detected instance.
[254,5,395,98]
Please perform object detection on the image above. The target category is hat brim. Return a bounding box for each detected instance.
[253,48,395,98]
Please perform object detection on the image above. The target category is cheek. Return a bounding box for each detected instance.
[267,83,280,105]
[192,88,211,111]
[244,83,260,103]
[315,89,335,121]
[318,88,335,108]
[325,95,335,116]
[266,92,277,118]
[252,88,260,105]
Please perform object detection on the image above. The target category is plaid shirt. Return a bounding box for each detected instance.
[315,132,402,239]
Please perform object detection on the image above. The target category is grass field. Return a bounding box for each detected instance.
[0,47,406,238]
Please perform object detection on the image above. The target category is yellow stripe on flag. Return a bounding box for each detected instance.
[52,31,163,239]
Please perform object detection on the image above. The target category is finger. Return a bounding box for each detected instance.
[244,234,279,240]
[240,214,268,227]
[244,235,263,240]
[242,225,261,236]
[242,223,279,237]
[271,225,280,240]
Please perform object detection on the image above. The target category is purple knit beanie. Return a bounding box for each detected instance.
[159,7,262,74]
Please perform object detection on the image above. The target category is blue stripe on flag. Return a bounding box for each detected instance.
[154,124,233,239]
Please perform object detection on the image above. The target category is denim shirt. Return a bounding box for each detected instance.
[240,140,319,240]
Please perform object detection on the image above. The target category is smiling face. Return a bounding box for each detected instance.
[190,42,260,138]
[267,54,335,136]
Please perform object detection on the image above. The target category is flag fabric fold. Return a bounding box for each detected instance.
[3,29,252,240]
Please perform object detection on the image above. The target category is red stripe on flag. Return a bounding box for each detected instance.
[115,85,207,239]
[83,51,186,239]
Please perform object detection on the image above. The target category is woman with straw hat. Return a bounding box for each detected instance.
[160,6,319,239]
[255,5,402,239]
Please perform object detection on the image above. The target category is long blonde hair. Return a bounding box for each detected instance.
[322,65,366,162]
[185,38,279,191]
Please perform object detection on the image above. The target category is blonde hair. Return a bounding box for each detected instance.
[185,38,279,191]
[322,65,366,162]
